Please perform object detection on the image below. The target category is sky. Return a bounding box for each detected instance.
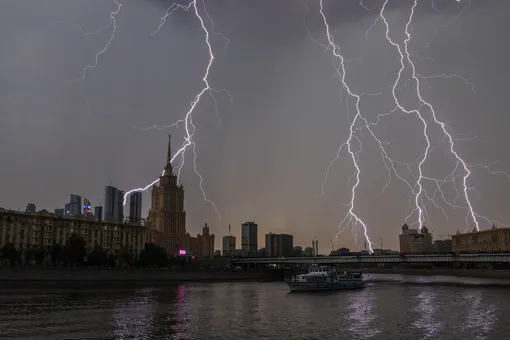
[1,0,510,253]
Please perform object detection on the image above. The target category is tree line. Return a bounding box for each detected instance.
[0,233,192,268]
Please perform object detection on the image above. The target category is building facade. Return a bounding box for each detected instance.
[94,206,103,221]
[452,225,510,252]
[0,208,148,255]
[64,195,81,217]
[241,222,258,255]
[104,186,124,222]
[434,239,453,253]
[222,235,236,256]
[26,203,36,214]
[83,199,92,217]
[399,223,433,253]
[129,192,143,225]
[312,240,319,256]
[69,194,82,217]
[190,223,215,258]
[265,233,294,257]
[147,135,189,256]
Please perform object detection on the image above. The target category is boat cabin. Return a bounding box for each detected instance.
[291,264,363,282]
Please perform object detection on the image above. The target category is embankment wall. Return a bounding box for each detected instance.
[0,268,287,288]
[361,267,510,279]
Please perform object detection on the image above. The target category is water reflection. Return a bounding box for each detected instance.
[462,290,496,340]
[167,284,198,339]
[347,290,380,339]
[413,288,441,339]
[112,288,155,339]
[0,282,509,339]
[174,285,186,325]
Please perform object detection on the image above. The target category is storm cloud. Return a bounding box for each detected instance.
[1,0,509,252]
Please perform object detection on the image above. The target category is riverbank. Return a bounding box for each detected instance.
[0,267,287,288]
[361,267,510,279]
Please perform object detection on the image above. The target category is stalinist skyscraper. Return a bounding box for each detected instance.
[148,135,189,255]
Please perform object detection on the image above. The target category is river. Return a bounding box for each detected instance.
[0,274,508,339]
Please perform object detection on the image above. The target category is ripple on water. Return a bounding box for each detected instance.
[0,278,508,340]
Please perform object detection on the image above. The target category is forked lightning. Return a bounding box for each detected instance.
[70,0,223,219]
[70,0,507,252]
[315,0,507,250]
[122,0,222,220]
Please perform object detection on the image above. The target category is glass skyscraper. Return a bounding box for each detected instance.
[104,186,124,221]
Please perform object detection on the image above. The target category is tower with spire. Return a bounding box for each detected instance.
[166,134,173,172]
[147,135,189,255]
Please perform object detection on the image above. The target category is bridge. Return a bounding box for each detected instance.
[231,254,510,264]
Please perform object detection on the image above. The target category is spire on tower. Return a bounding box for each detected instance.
[167,134,172,165]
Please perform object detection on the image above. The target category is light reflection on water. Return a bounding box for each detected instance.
[462,290,497,340]
[347,289,380,339]
[0,275,508,340]
[413,288,441,339]
[112,288,155,340]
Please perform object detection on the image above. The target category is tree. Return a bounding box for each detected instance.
[50,244,63,266]
[87,246,108,267]
[116,246,133,268]
[22,246,46,266]
[139,243,168,268]
[33,246,46,266]
[107,253,116,268]
[24,247,36,265]
[63,234,86,266]
[0,243,18,266]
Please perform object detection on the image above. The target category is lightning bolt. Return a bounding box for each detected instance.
[122,0,224,220]
[375,0,485,231]
[65,0,508,249]
[317,0,377,253]
[67,0,224,219]
[65,0,121,83]
[314,0,509,251]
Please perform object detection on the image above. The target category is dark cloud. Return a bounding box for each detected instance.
[1,0,509,252]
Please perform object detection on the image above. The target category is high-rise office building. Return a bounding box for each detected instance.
[241,222,258,255]
[25,203,36,214]
[94,206,103,221]
[83,198,92,216]
[104,186,124,221]
[312,240,319,256]
[265,233,294,257]
[69,194,81,217]
[105,186,116,220]
[222,235,236,256]
[129,192,142,225]
[117,190,124,222]
[64,203,71,216]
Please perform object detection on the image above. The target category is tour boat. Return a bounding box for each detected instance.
[285,264,365,292]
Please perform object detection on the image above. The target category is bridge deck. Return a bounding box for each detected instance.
[232,254,510,264]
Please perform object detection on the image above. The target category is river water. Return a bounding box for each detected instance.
[0,274,509,340]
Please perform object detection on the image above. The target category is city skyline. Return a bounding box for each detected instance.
[2,1,510,253]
